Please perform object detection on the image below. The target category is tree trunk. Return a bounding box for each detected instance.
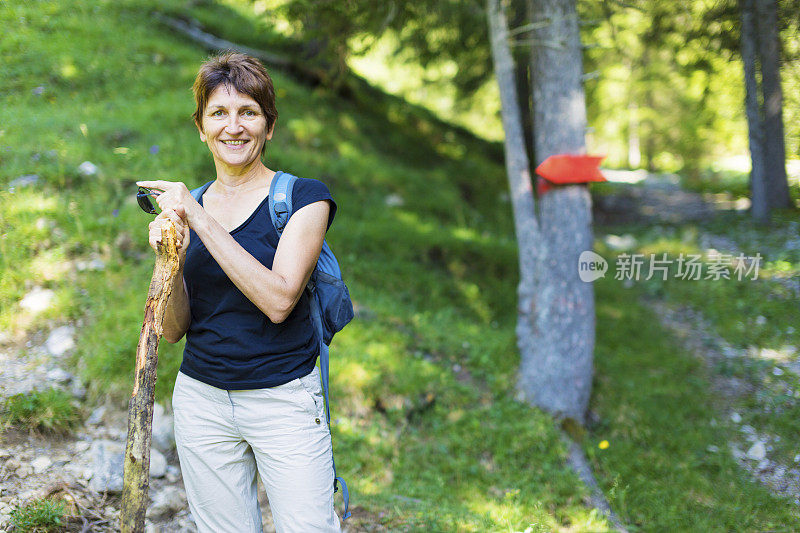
[641,49,657,173]
[522,0,595,423]
[755,0,792,210]
[740,0,770,223]
[510,0,535,167]
[487,0,542,417]
[120,223,180,533]
[627,101,641,169]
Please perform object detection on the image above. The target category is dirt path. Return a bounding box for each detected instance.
[0,316,368,532]
[596,170,800,507]
[594,170,743,225]
[0,321,202,532]
[649,298,800,504]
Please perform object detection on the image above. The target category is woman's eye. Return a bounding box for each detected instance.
[243,110,256,117]
[211,110,224,116]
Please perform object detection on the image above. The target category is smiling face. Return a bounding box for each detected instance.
[198,84,274,172]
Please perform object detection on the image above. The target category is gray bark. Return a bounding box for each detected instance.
[522,0,595,423]
[755,0,792,210]
[627,101,641,169]
[487,0,541,395]
[740,0,770,223]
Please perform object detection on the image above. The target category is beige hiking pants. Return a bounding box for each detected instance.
[172,367,341,533]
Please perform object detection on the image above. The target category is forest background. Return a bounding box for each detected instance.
[1,0,799,531]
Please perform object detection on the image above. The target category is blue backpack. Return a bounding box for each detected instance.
[191,172,354,520]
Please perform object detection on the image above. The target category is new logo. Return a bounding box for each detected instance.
[578,251,608,282]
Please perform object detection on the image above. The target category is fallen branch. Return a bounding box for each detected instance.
[153,12,325,86]
[120,222,180,533]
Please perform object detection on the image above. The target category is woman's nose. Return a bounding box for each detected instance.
[225,115,243,132]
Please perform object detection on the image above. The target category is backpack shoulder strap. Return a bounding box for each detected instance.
[268,171,350,519]
[190,180,214,202]
[268,171,297,236]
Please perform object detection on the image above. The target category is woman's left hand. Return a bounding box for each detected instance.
[136,180,201,226]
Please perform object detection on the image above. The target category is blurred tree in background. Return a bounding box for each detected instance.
[581,0,792,173]
[487,0,597,423]
[739,0,793,222]
[276,0,491,95]
[268,0,799,184]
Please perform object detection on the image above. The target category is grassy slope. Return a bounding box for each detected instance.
[1,1,597,530]
[1,0,798,530]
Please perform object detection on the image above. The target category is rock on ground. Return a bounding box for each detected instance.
[31,456,52,474]
[150,448,168,479]
[146,486,187,522]
[151,402,176,453]
[19,287,55,314]
[747,441,767,461]
[45,326,76,357]
[88,440,125,493]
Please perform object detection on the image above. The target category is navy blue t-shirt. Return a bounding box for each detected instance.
[180,175,337,390]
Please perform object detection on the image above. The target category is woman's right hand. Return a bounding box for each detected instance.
[148,209,190,264]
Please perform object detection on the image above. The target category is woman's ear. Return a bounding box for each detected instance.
[196,122,206,143]
[266,120,276,141]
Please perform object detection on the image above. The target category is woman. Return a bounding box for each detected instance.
[137,52,341,532]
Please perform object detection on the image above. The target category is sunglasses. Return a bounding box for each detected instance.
[136,186,160,214]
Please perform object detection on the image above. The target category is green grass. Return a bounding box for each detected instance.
[2,0,799,530]
[585,276,800,530]
[1,388,83,434]
[9,498,67,533]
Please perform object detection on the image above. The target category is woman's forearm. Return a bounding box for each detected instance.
[162,271,191,343]
[191,211,303,323]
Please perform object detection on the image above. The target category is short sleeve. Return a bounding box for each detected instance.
[291,177,337,230]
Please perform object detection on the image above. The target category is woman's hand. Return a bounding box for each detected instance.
[146,207,192,343]
[148,209,190,265]
[136,180,201,227]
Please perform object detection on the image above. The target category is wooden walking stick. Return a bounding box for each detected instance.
[120,221,180,532]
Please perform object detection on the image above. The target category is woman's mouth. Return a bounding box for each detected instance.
[221,140,249,148]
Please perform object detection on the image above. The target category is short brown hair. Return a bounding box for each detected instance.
[192,52,278,153]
